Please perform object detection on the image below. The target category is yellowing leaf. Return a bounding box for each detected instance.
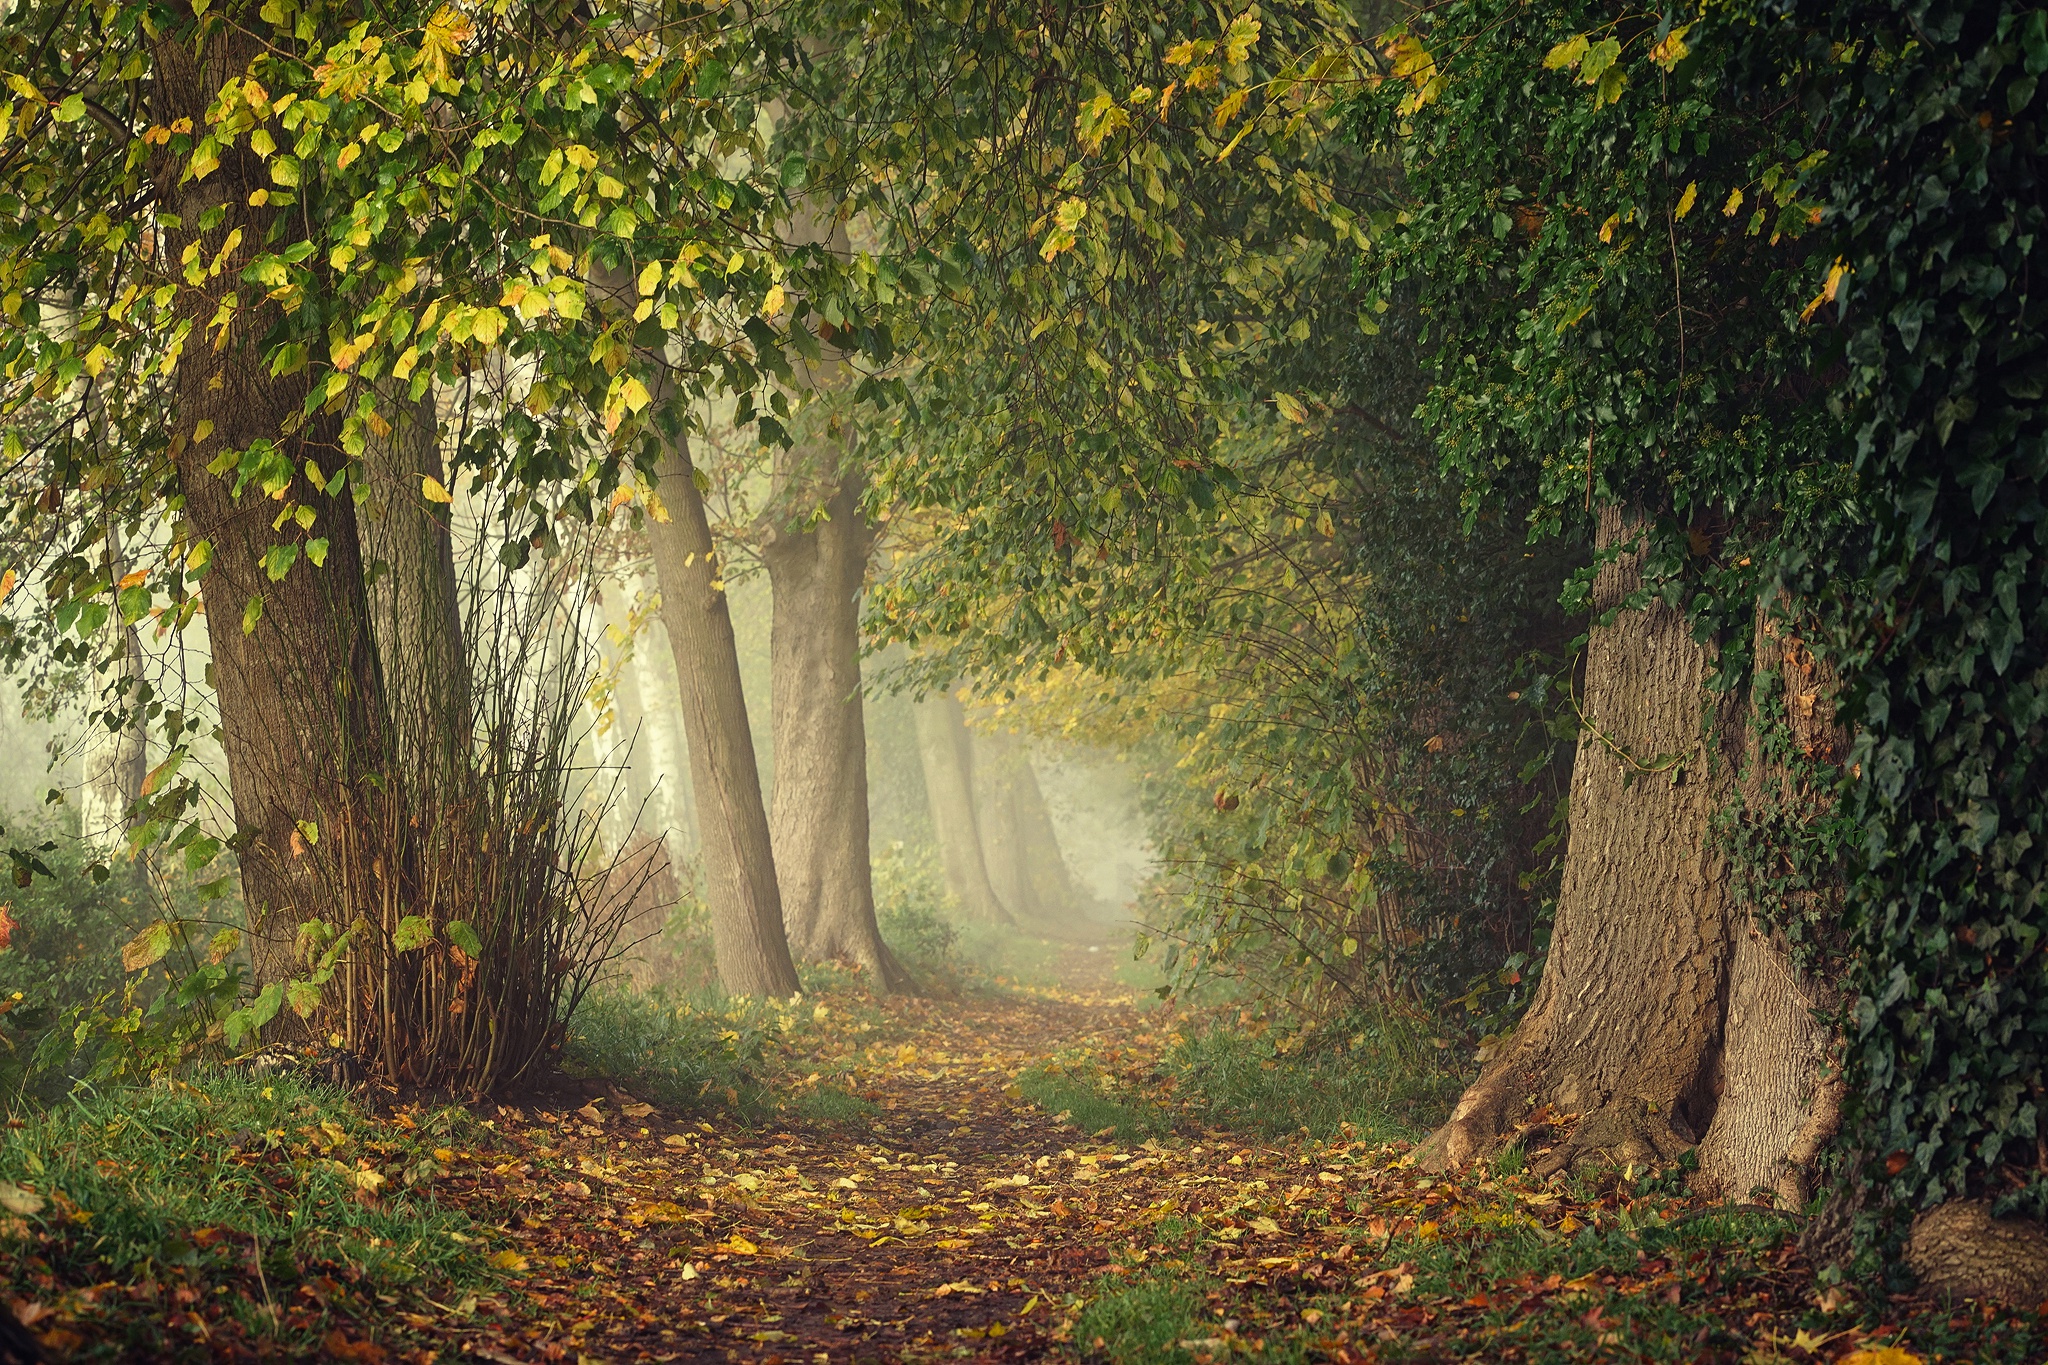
[1598,213,1621,243]
[1543,35,1589,71]
[1649,24,1693,70]
[0,1183,45,1216]
[721,1235,759,1255]
[1840,1350,1923,1365]
[489,1249,529,1272]
[762,283,786,318]
[421,475,453,504]
[1724,187,1745,216]
[1676,181,1698,218]
[120,920,176,972]
[1801,256,1849,323]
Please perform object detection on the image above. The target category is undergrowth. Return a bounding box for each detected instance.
[1160,1011,1465,1142]
[0,1070,497,1358]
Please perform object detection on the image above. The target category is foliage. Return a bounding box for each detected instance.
[0,835,152,1096]
[1364,0,2048,1240]
[815,1,1570,1027]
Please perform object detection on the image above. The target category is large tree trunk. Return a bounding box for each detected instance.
[914,687,1013,925]
[152,24,387,989]
[1693,607,1845,1206]
[645,435,802,998]
[359,386,467,765]
[1419,507,1742,1173]
[974,726,1080,927]
[1422,514,1852,1198]
[764,461,910,991]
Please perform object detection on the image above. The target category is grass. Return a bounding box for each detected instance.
[0,1069,497,1358]
[559,986,776,1118]
[1016,1057,1173,1142]
[1076,1182,2046,1365]
[1158,1013,1465,1142]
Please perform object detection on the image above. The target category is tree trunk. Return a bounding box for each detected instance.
[645,435,801,998]
[974,725,1079,926]
[359,385,467,765]
[152,25,387,989]
[914,687,1013,925]
[1419,506,1741,1173]
[1693,606,1846,1206]
[81,524,149,853]
[764,461,910,991]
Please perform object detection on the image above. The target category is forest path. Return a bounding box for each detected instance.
[465,948,1195,1363]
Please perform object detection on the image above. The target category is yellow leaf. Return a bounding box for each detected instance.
[1723,187,1745,216]
[1841,1350,1923,1365]
[1800,256,1849,323]
[421,475,453,504]
[762,283,786,318]
[722,1235,758,1255]
[1598,214,1620,243]
[1676,182,1698,219]
[1649,24,1693,71]
[352,1167,387,1192]
[489,1249,529,1272]
[1544,35,1590,71]
[0,569,15,604]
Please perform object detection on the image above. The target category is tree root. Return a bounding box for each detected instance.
[1530,1096,1694,1179]
[1906,1200,2048,1305]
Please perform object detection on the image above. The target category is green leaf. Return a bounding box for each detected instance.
[445,920,482,958]
[393,915,435,952]
[286,979,321,1017]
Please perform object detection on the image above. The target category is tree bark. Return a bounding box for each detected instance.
[763,460,910,991]
[81,524,149,853]
[914,687,1013,925]
[152,22,387,988]
[359,385,467,766]
[1419,506,1742,1173]
[645,435,802,998]
[1693,607,1846,1206]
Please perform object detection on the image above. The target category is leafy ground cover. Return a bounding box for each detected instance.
[2,948,2040,1361]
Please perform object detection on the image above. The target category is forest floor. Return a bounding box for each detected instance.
[8,945,2044,1363]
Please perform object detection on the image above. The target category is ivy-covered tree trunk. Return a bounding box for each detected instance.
[913,688,1013,926]
[1419,508,1742,1173]
[764,459,909,990]
[1422,514,1857,1203]
[152,23,388,990]
[1693,608,1845,1206]
[645,434,802,998]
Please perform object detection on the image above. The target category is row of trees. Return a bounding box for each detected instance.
[1,0,2041,1296]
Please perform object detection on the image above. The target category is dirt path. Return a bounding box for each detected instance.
[398,961,2041,1365]
[455,964,1177,1362]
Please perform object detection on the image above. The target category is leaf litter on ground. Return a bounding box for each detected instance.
[2,947,2041,1361]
